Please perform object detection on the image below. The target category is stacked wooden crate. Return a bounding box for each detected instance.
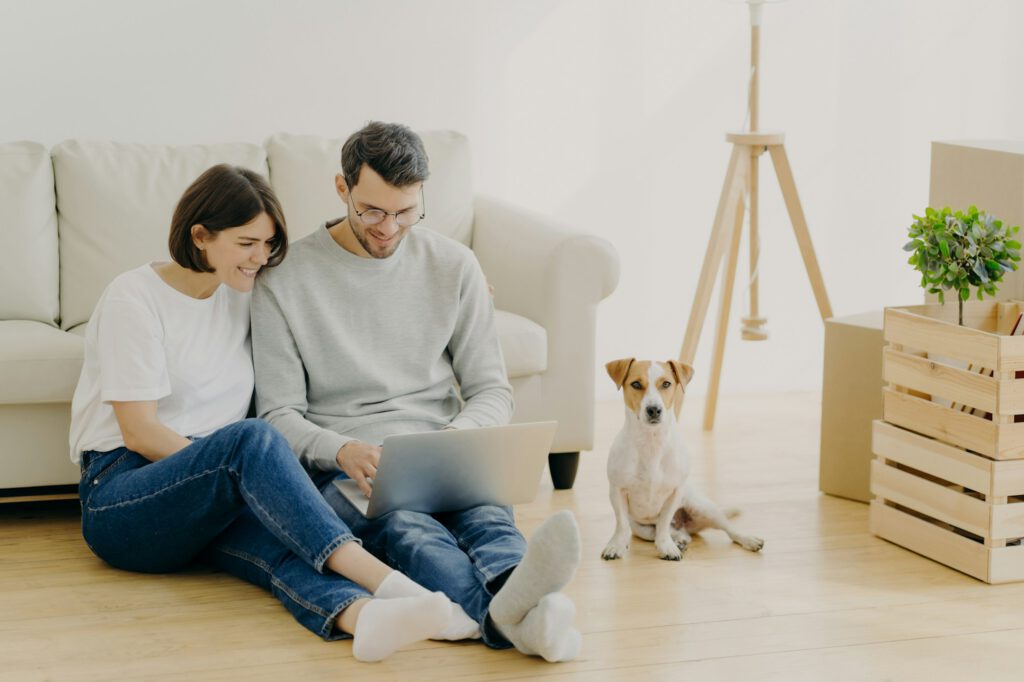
[871,301,1024,583]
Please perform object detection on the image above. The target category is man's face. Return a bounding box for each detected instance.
[335,165,422,259]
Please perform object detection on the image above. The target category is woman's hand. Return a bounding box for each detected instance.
[110,401,192,461]
[336,441,381,497]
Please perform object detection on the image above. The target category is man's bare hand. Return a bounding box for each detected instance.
[336,441,381,497]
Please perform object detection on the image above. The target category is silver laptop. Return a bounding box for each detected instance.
[332,421,558,518]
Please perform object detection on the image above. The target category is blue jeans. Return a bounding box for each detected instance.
[318,472,527,648]
[79,419,370,639]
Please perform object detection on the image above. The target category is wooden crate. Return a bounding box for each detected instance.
[871,301,1024,583]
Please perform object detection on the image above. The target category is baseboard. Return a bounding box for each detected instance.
[0,484,78,504]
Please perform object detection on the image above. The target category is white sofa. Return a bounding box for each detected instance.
[0,132,619,497]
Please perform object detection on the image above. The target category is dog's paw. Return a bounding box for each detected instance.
[670,528,691,549]
[736,535,764,552]
[601,540,629,560]
[656,540,683,561]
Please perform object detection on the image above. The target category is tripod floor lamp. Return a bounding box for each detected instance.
[678,0,833,430]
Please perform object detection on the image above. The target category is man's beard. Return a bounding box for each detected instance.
[351,220,399,259]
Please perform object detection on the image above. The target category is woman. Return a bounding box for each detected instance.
[69,164,475,662]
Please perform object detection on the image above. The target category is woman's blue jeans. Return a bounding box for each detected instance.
[79,419,369,639]
[318,472,527,649]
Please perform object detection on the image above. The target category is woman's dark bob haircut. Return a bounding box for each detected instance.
[168,164,288,272]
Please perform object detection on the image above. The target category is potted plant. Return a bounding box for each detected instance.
[905,206,1022,325]
[878,209,1024,584]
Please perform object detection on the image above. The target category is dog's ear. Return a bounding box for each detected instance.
[605,358,636,389]
[668,360,695,387]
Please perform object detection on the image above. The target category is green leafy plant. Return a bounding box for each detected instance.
[905,206,1021,326]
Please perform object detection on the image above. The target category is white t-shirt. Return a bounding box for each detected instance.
[69,263,253,464]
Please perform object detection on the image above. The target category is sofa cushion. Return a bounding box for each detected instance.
[0,142,59,325]
[266,131,474,245]
[0,321,84,404]
[54,140,269,330]
[494,309,547,379]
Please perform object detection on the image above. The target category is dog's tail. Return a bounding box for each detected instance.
[723,507,741,519]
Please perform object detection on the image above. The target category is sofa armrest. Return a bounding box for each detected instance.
[472,195,619,324]
[472,195,619,452]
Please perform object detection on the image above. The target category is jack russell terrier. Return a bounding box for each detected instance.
[601,358,764,561]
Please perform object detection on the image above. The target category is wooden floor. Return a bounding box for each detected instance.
[4,392,1024,681]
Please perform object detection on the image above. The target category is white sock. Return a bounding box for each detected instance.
[374,571,481,640]
[351,593,450,663]
[490,510,581,627]
[499,593,582,662]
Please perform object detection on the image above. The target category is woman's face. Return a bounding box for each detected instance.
[197,212,276,292]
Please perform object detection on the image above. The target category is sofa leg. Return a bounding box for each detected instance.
[548,452,580,490]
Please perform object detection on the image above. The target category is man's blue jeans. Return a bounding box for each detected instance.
[79,419,369,639]
[319,472,527,648]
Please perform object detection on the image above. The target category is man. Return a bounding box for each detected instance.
[252,121,582,662]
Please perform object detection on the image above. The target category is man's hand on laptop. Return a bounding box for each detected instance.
[336,441,381,498]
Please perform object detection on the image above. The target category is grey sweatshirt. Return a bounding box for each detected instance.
[251,223,514,472]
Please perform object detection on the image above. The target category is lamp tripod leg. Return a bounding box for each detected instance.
[704,189,747,431]
[679,145,750,366]
[768,144,833,320]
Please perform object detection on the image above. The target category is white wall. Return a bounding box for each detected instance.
[4,0,1024,400]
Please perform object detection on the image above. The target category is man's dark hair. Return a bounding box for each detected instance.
[341,121,430,188]
[168,164,288,273]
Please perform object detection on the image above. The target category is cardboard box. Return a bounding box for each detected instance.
[930,141,1024,299]
[819,310,884,503]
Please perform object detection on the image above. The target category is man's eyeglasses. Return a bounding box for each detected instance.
[350,187,426,228]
